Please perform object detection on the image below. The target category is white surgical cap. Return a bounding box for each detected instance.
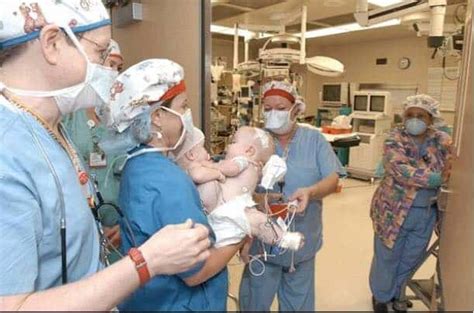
[101,58,185,133]
[262,80,306,114]
[403,94,441,118]
[0,0,110,50]
[175,127,205,161]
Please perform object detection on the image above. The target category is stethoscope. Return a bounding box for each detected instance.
[16,106,139,284]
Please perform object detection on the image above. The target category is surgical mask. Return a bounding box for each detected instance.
[405,118,427,136]
[264,104,296,135]
[6,26,118,115]
[155,106,194,152]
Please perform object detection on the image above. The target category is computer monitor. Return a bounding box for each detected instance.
[370,95,386,113]
[240,86,252,98]
[321,82,348,106]
[354,95,369,112]
[352,90,391,116]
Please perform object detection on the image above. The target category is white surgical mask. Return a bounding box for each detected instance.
[157,106,194,152]
[6,26,118,115]
[264,104,296,135]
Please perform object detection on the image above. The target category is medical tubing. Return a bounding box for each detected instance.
[20,112,68,283]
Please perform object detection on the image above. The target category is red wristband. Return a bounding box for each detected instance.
[128,248,151,285]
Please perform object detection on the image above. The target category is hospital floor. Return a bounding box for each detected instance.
[227,178,436,311]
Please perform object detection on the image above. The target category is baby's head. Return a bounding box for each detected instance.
[175,127,209,168]
[226,126,274,164]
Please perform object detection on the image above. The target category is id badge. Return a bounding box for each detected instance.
[89,152,107,168]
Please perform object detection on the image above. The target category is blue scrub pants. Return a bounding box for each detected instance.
[239,257,315,311]
[370,205,437,303]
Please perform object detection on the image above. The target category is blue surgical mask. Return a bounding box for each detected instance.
[405,118,427,136]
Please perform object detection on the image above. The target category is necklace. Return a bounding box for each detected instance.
[2,93,93,201]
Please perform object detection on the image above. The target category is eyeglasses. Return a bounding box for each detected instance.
[79,35,110,65]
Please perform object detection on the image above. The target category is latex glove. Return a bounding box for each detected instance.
[289,187,311,213]
[140,219,211,277]
[103,225,121,249]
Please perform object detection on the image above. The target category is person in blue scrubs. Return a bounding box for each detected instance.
[63,40,125,260]
[239,80,344,311]
[100,59,244,311]
[369,95,452,312]
[0,3,211,310]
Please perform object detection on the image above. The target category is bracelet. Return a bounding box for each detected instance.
[128,248,151,286]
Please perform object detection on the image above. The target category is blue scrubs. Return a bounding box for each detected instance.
[118,147,228,311]
[239,124,344,311]
[370,139,438,303]
[0,96,102,295]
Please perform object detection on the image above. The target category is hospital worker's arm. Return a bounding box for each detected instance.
[290,172,339,213]
[289,131,341,213]
[0,219,211,311]
[383,135,443,188]
[189,166,225,184]
[184,241,245,287]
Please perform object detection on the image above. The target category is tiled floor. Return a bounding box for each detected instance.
[227,178,436,311]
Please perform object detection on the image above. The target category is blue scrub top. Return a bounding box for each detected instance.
[118,146,228,311]
[0,96,102,296]
[250,124,345,266]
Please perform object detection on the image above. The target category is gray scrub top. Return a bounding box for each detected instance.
[250,124,345,266]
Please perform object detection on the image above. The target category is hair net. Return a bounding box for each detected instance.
[403,94,444,126]
[262,80,306,114]
[174,127,205,161]
[99,58,185,133]
[0,0,110,50]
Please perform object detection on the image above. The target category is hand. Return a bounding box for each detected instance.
[217,172,226,183]
[103,225,121,249]
[289,187,311,213]
[239,237,253,264]
[139,219,211,277]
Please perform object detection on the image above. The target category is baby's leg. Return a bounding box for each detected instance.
[244,208,304,250]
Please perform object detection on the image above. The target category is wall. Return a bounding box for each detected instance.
[304,36,458,124]
[211,37,260,69]
[112,0,202,126]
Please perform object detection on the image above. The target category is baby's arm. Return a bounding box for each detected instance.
[188,165,225,185]
[213,157,248,177]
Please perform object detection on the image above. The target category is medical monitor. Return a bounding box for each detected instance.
[321,82,348,106]
[354,95,369,112]
[352,90,391,116]
[240,86,252,98]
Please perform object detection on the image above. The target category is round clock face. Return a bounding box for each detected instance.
[399,57,411,70]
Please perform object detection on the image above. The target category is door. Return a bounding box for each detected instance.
[438,1,473,310]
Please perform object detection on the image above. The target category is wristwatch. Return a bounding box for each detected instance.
[128,248,151,285]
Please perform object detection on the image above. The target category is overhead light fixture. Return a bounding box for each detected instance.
[211,25,255,39]
[211,24,273,39]
[368,0,404,7]
[298,18,401,39]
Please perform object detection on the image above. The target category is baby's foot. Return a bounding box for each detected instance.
[279,232,304,251]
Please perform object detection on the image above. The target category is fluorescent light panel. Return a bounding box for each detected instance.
[300,18,401,39]
[368,0,404,7]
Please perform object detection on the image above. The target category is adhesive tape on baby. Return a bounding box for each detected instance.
[260,155,287,190]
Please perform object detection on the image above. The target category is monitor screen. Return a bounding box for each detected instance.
[240,86,251,98]
[354,95,368,111]
[322,85,341,102]
[370,96,386,112]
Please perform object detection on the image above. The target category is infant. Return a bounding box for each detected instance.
[175,126,303,250]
